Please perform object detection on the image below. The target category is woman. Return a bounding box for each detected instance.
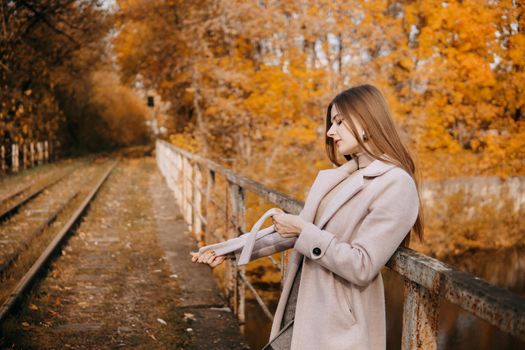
[191,84,423,350]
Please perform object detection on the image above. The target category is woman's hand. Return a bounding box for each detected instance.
[272,212,306,238]
[190,250,226,268]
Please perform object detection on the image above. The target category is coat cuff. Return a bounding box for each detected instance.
[294,222,335,260]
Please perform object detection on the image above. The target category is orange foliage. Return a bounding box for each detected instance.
[114,0,525,181]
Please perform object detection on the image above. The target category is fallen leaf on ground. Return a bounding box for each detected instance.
[41,320,53,327]
[183,313,196,322]
[48,309,58,317]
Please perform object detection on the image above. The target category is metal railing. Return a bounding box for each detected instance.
[155,139,525,349]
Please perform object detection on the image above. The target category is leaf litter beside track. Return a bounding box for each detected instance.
[1,158,192,349]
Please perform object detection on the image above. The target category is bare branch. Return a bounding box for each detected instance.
[18,0,80,48]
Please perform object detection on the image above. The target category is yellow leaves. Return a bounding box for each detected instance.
[470,139,481,152]
[307,5,319,16]
[204,106,219,116]
[108,0,525,180]
[285,125,317,145]
[508,34,525,62]
[159,81,177,90]
[169,133,198,153]
[398,57,412,71]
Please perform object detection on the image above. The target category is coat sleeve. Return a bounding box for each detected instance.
[233,232,297,262]
[201,226,296,262]
[293,172,419,287]
[229,206,306,262]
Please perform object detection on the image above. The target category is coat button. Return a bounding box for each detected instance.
[312,247,321,256]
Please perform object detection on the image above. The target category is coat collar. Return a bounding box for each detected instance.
[299,156,396,229]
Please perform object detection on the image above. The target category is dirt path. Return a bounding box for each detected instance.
[0,157,249,349]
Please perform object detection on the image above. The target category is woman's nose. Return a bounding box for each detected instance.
[327,124,336,138]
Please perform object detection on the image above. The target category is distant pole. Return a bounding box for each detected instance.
[147,95,154,108]
[147,94,159,137]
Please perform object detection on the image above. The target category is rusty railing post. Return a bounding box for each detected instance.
[174,152,182,210]
[30,141,35,167]
[12,143,19,173]
[183,157,193,231]
[44,140,49,162]
[401,279,439,350]
[205,169,215,244]
[22,142,28,169]
[227,181,246,322]
[193,163,203,242]
[37,141,43,165]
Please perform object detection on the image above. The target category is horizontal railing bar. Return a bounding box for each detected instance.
[387,247,525,341]
[239,271,274,321]
[159,140,304,214]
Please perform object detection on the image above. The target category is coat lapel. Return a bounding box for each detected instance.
[316,174,364,229]
[302,159,397,230]
[298,169,348,224]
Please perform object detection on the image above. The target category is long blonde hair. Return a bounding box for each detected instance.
[325,84,424,246]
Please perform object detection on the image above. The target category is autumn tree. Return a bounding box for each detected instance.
[0,0,150,164]
[115,0,525,181]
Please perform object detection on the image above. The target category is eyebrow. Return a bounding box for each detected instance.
[331,113,340,122]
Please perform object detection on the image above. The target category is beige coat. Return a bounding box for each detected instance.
[200,158,419,349]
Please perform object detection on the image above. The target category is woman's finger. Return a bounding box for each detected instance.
[198,252,210,263]
[280,233,296,238]
[190,251,201,263]
[190,251,225,267]
[210,256,225,267]
[209,258,218,267]
[205,253,216,264]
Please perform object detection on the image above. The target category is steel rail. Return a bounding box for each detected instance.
[0,185,31,205]
[0,159,118,323]
[0,161,88,221]
[0,190,80,274]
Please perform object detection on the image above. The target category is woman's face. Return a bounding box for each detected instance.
[327,105,363,156]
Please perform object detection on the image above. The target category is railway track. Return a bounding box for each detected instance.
[0,158,119,324]
[0,160,89,221]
